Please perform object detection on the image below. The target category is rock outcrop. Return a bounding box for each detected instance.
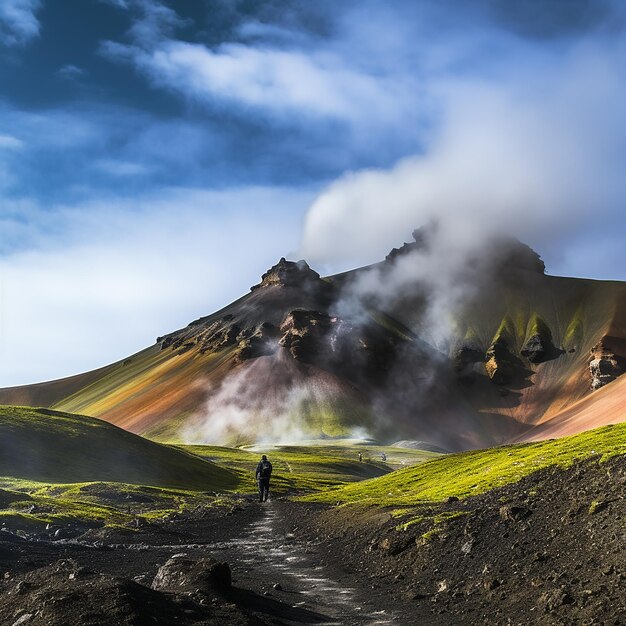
[453,345,484,375]
[589,338,623,390]
[485,338,516,385]
[235,322,280,362]
[279,310,334,360]
[520,317,560,363]
[251,257,323,291]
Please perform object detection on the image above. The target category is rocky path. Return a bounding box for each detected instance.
[213,499,397,626]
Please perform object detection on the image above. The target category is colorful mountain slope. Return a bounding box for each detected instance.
[0,234,623,449]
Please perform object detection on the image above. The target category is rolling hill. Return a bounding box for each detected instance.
[0,230,623,450]
[0,405,237,489]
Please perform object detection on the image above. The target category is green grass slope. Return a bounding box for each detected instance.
[303,423,626,506]
[0,406,237,490]
[181,442,438,493]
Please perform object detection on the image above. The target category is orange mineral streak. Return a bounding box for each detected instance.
[0,258,624,449]
[515,373,626,442]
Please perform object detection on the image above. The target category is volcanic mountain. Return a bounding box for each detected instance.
[0,230,624,450]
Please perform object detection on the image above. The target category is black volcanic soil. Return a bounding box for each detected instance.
[1,457,625,625]
[292,456,626,626]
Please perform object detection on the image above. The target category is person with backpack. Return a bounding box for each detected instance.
[255,455,273,502]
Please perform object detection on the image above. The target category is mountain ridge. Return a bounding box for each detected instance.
[0,232,624,449]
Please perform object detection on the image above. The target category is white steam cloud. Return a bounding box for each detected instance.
[300,31,626,280]
[182,354,369,445]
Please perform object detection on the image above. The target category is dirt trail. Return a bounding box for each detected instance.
[213,499,397,625]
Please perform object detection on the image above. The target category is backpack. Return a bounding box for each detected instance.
[259,460,272,478]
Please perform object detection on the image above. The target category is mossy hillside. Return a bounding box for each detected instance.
[180,442,438,494]
[0,406,237,490]
[0,479,231,533]
[524,314,552,342]
[302,423,626,506]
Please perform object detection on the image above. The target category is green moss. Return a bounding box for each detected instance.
[302,424,626,506]
[525,314,551,341]
[563,306,585,347]
[0,405,238,491]
[491,315,517,347]
[397,510,468,532]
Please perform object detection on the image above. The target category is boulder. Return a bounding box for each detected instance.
[521,334,549,363]
[589,339,623,390]
[499,505,531,521]
[152,554,231,595]
[485,339,516,385]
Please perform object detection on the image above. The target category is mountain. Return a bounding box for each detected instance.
[0,230,624,450]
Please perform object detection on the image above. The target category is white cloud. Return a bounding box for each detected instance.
[0,0,41,46]
[95,158,149,177]
[105,38,417,129]
[58,64,87,80]
[300,34,626,281]
[0,134,23,150]
[0,186,314,386]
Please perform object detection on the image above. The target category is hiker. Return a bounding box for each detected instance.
[381,452,387,462]
[256,454,273,502]
[358,452,363,462]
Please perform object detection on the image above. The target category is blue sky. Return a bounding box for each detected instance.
[0,0,625,384]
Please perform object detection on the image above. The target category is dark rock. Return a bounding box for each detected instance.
[521,334,549,363]
[447,496,459,503]
[453,345,484,377]
[385,225,433,262]
[235,323,279,363]
[379,535,413,556]
[499,505,531,521]
[279,310,334,361]
[152,554,231,595]
[483,578,501,591]
[251,258,323,291]
[589,337,624,390]
[272,583,283,591]
[53,527,78,540]
[485,338,516,385]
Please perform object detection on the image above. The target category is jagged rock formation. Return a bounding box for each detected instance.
[520,316,560,363]
[385,226,545,275]
[453,345,484,375]
[0,231,624,449]
[251,257,323,291]
[589,338,623,390]
[279,310,334,360]
[521,334,549,363]
[485,338,516,385]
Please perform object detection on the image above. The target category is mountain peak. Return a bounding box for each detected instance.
[386,225,545,274]
[251,257,323,291]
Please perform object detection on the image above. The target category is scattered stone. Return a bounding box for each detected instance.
[272,583,283,591]
[499,505,531,522]
[11,614,33,626]
[483,579,501,591]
